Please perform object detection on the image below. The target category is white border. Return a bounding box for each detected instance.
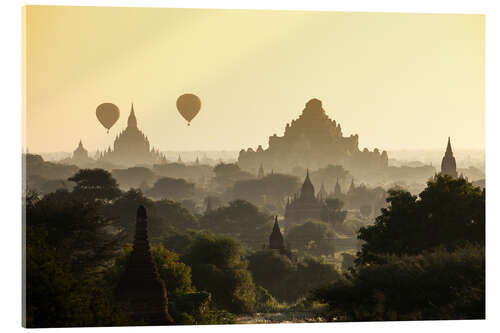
[2,0,499,332]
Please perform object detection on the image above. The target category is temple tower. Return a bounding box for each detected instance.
[300,169,316,201]
[441,137,458,178]
[269,216,285,251]
[116,206,173,325]
[128,103,138,128]
[73,140,88,159]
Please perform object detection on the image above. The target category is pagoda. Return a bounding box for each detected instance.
[115,206,173,325]
[284,170,324,225]
[99,104,166,167]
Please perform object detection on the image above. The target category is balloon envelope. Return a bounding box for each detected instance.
[176,94,201,124]
[96,103,120,130]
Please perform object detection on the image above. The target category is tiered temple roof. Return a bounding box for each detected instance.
[238,98,388,173]
[99,104,166,166]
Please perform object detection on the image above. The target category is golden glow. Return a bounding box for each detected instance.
[24,6,484,153]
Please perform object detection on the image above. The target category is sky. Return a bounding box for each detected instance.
[24,6,484,153]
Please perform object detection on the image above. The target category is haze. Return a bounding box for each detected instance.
[24,6,484,153]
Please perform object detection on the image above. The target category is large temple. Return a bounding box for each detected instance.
[238,98,388,174]
[441,137,458,178]
[98,104,167,167]
[284,170,324,225]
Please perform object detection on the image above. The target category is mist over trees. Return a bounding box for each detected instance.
[24,154,485,325]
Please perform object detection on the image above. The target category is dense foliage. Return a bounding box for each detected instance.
[286,220,335,256]
[182,233,256,314]
[312,245,485,321]
[247,251,340,302]
[310,175,485,321]
[199,200,272,250]
[357,175,485,264]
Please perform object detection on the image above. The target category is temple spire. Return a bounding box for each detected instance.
[269,216,285,250]
[446,136,453,155]
[441,136,458,178]
[300,169,316,201]
[128,103,137,128]
[115,206,173,324]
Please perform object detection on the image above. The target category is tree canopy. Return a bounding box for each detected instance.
[147,177,195,201]
[182,233,256,314]
[68,168,121,202]
[198,200,272,250]
[357,175,485,264]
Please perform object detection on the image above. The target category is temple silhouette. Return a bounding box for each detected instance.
[238,98,388,173]
[284,170,324,225]
[60,139,94,167]
[115,206,173,325]
[268,216,294,260]
[441,137,458,178]
[98,104,167,167]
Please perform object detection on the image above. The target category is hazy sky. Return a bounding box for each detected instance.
[24,6,484,153]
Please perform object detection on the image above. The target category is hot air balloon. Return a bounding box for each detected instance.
[96,103,120,133]
[176,94,201,126]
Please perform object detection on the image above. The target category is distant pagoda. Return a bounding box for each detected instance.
[99,104,166,167]
[268,216,294,260]
[269,216,285,251]
[238,98,388,173]
[440,137,458,178]
[284,170,324,225]
[115,206,173,325]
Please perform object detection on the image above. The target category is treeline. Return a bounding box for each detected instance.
[26,154,388,218]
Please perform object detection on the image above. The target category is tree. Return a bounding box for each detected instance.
[287,220,334,256]
[147,177,195,200]
[213,163,253,192]
[182,234,256,314]
[357,175,485,264]
[247,250,296,301]
[25,190,127,327]
[311,165,350,188]
[111,167,157,190]
[26,189,124,273]
[320,198,347,227]
[247,251,340,302]
[107,189,198,242]
[311,245,484,321]
[154,199,199,231]
[198,200,272,250]
[68,168,121,202]
[26,228,127,327]
[232,173,300,208]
